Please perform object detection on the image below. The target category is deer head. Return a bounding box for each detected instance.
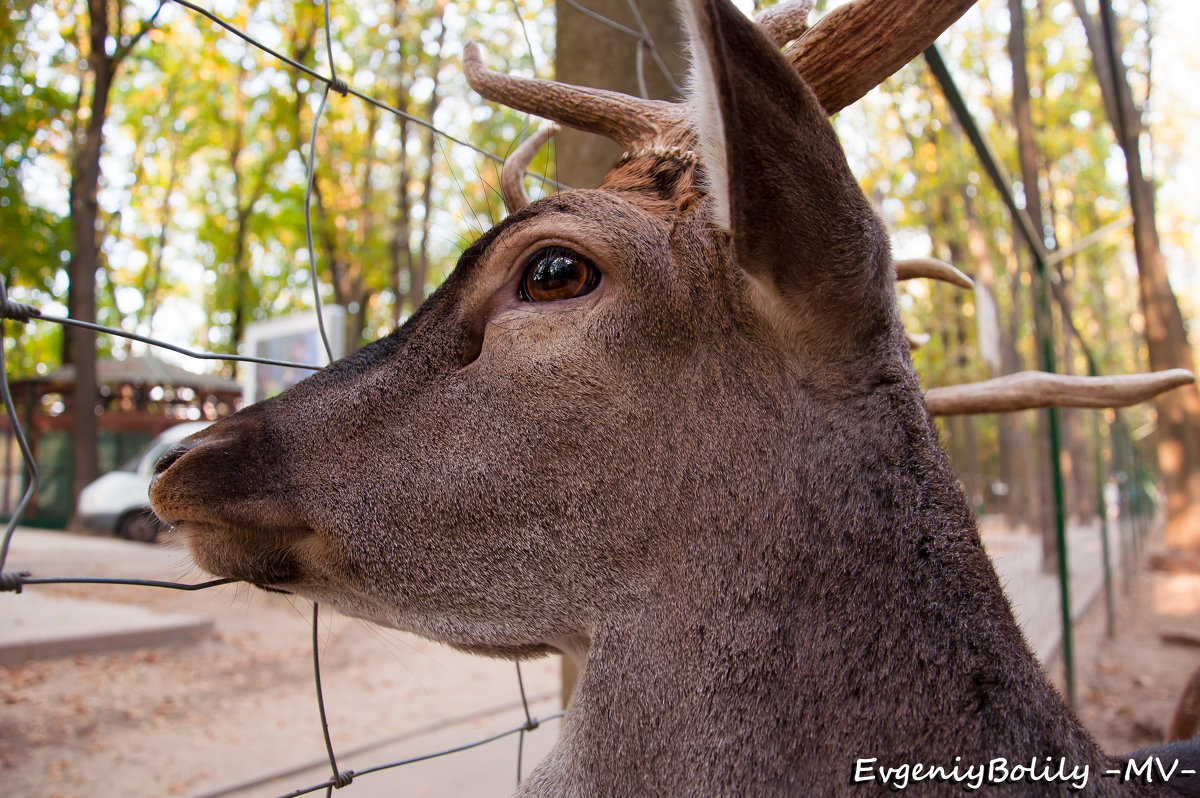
[151,0,1192,792]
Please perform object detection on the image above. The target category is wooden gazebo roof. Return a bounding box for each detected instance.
[5,354,243,435]
[23,355,241,395]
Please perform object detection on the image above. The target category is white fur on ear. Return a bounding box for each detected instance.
[679,0,732,232]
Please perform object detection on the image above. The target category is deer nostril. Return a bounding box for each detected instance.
[154,443,193,476]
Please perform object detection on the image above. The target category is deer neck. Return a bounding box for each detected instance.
[522,378,1114,796]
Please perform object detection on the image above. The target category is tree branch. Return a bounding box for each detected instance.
[113,0,166,65]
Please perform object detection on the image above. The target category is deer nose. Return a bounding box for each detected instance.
[154,442,194,476]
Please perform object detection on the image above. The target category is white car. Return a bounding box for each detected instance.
[75,421,212,542]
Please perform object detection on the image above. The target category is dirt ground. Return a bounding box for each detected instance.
[2,529,1199,797]
[1051,565,1200,754]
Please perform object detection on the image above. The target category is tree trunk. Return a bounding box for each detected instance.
[391,2,414,327]
[66,0,116,517]
[1073,0,1200,551]
[63,0,164,516]
[409,3,448,316]
[391,114,414,325]
[229,207,252,353]
[1052,251,1095,522]
[348,107,380,349]
[1008,0,1058,566]
[554,0,687,186]
[965,190,1029,523]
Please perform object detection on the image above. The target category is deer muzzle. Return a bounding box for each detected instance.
[149,414,318,590]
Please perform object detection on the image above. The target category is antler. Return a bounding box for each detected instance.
[896,258,974,289]
[466,0,976,159]
[502,124,559,213]
[896,265,1190,416]
[785,0,978,114]
[464,42,687,157]
[925,369,1195,416]
[897,258,972,350]
[754,0,815,48]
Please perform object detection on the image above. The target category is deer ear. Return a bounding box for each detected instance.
[679,0,890,320]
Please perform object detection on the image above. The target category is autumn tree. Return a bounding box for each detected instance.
[1072,0,1200,552]
[0,1,71,374]
[66,0,165,510]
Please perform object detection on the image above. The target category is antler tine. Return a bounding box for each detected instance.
[463,42,685,154]
[468,3,976,166]
[502,124,559,214]
[925,369,1195,416]
[896,258,974,289]
[786,0,977,114]
[755,0,815,48]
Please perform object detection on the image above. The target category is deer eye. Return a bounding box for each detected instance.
[519,247,599,302]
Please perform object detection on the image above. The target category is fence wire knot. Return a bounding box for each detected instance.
[332,770,355,788]
[0,571,30,593]
[0,298,40,324]
[329,77,350,96]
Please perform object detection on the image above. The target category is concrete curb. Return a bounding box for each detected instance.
[0,592,213,666]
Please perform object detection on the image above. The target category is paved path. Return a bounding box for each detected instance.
[1,528,562,798]
[1,530,213,665]
[982,519,1121,664]
[0,591,211,665]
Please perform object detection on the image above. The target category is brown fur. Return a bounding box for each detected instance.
[151,1,1186,794]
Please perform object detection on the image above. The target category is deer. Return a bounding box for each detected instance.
[150,0,1200,794]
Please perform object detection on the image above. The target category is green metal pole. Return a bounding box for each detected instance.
[1129,442,1142,561]
[1029,263,1075,708]
[1132,449,1149,558]
[1044,386,1075,710]
[1124,443,1134,586]
[1092,411,1116,639]
[1027,230,1074,710]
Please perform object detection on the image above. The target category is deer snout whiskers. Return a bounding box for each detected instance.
[181,519,314,590]
[148,419,320,590]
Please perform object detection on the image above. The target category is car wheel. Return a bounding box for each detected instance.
[118,510,162,543]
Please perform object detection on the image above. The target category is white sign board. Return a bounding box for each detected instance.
[242,307,346,404]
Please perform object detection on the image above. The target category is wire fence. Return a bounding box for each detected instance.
[0,0,686,794]
[0,0,1174,794]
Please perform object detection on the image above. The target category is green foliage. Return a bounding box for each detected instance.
[2,0,557,379]
[0,0,73,376]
